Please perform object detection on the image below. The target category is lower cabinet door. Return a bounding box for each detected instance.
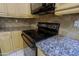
[0,31,27,56]
[0,32,13,55]
[11,31,27,51]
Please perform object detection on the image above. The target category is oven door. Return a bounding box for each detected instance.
[21,33,37,56]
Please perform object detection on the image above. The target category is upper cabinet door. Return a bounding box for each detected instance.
[55,3,79,15]
[55,3,79,11]
[14,3,35,18]
[6,3,17,17]
[5,3,35,18]
[0,4,7,17]
[0,3,38,18]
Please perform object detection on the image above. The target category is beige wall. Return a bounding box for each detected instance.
[36,14,79,39]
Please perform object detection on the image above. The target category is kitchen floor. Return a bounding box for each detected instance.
[8,47,35,56]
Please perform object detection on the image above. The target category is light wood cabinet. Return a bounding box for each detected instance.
[55,3,79,15]
[11,31,27,51]
[55,3,79,11]
[0,31,26,55]
[0,3,35,18]
[6,4,17,17]
[16,4,34,18]
[0,4,7,16]
[6,3,35,18]
[38,48,45,56]
[0,32,13,55]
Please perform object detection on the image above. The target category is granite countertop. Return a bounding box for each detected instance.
[36,35,79,56]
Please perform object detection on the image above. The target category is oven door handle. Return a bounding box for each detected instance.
[21,34,37,56]
[21,34,35,48]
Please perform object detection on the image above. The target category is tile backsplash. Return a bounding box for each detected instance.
[36,14,79,39]
[37,14,79,29]
[0,17,36,31]
[0,14,79,39]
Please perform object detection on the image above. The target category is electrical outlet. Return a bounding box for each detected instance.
[74,20,79,28]
[15,20,18,23]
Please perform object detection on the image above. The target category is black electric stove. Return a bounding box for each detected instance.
[22,22,60,42]
[21,22,60,56]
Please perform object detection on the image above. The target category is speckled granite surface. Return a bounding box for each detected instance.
[36,35,79,56]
